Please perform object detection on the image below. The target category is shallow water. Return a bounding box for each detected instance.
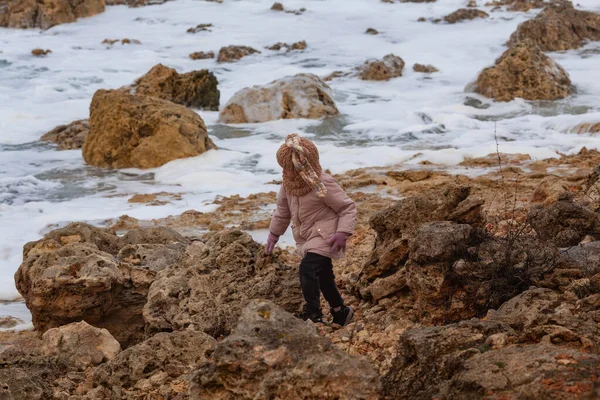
[1,0,600,329]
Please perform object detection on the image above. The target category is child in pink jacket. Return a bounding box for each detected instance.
[266,134,357,326]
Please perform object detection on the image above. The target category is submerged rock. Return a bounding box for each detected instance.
[187,23,213,33]
[15,222,190,346]
[132,64,220,110]
[507,1,600,51]
[271,1,284,11]
[31,48,51,56]
[217,45,260,63]
[359,54,405,81]
[41,119,89,150]
[189,51,214,60]
[443,8,489,23]
[189,300,380,399]
[83,89,216,169]
[471,41,571,101]
[144,230,303,337]
[0,0,105,29]
[486,0,547,12]
[413,63,439,73]
[218,73,339,124]
[266,40,307,52]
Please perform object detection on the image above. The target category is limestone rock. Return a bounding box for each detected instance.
[91,331,216,398]
[31,48,51,56]
[486,0,547,12]
[508,1,600,51]
[471,41,571,101]
[189,300,380,399]
[41,119,89,150]
[528,195,600,247]
[190,51,214,60]
[83,89,216,169]
[266,40,307,52]
[216,45,260,63]
[408,221,472,264]
[443,8,489,23]
[218,73,339,124]
[15,222,189,346]
[106,0,171,6]
[271,1,283,11]
[41,321,121,370]
[571,121,600,134]
[132,64,220,110]
[365,27,379,35]
[144,230,303,337]
[187,23,212,33]
[413,63,438,73]
[0,0,105,29]
[359,54,405,81]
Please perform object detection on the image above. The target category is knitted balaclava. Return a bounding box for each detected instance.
[276,134,327,197]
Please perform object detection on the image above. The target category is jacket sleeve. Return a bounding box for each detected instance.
[269,186,291,236]
[323,175,356,235]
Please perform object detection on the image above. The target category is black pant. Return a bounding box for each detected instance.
[300,252,344,316]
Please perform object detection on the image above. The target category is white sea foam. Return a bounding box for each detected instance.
[0,0,600,329]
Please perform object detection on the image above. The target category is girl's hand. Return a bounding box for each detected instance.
[327,232,349,253]
[265,233,280,255]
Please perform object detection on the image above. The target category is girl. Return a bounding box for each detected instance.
[265,134,356,326]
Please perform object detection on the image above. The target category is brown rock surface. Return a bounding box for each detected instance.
[443,8,489,23]
[217,45,260,63]
[271,1,283,11]
[365,27,379,35]
[413,63,439,73]
[486,0,546,12]
[218,73,339,124]
[15,222,190,346]
[1,0,104,29]
[41,119,89,150]
[91,331,216,398]
[41,321,121,370]
[82,89,216,169]
[189,51,214,60]
[508,1,600,51]
[266,40,307,51]
[571,122,600,134]
[359,54,405,81]
[187,23,212,33]
[189,300,380,399]
[31,48,51,56]
[132,64,220,110]
[143,230,303,337]
[472,41,571,101]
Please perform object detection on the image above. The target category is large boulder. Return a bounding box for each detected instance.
[189,300,380,399]
[15,222,190,346]
[41,119,89,150]
[218,73,339,124]
[143,230,303,337]
[528,195,600,247]
[0,0,105,29]
[41,321,121,370]
[471,41,571,101]
[90,331,216,398]
[359,54,405,81]
[132,64,220,111]
[507,1,600,51]
[82,89,217,169]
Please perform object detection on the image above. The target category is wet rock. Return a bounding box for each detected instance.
[443,8,489,23]
[486,0,547,12]
[187,23,213,33]
[144,230,303,337]
[266,40,307,52]
[132,64,220,110]
[106,0,171,6]
[471,41,571,101]
[15,222,190,346]
[0,0,105,29]
[41,321,121,370]
[189,51,214,60]
[216,45,260,63]
[189,300,380,399]
[507,1,600,51]
[528,196,600,247]
[102,38,141,46]
[413,63,438,73]
[218,73,339,124]
[359,54,405,81]
[83,89,216,169]
[571,121,600,134]
[381,320,515,399]
[41,119,89,150]
[365,27,379,35]
[271,2,283,11]
[0,316,23,328]
[91,331,216,398]
[31,48,51,56]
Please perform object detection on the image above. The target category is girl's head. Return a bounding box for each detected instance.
[276,134,327,197]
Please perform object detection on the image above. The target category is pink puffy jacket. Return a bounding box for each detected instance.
[269,173,357,259]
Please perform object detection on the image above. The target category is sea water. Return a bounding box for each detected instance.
[1,0,600,327]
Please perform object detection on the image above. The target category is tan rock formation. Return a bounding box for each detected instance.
[443,8,489,23]
[216,45,260,63]
[41,119,89,150]
[0,0,105,29]
[359,54,405,81]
